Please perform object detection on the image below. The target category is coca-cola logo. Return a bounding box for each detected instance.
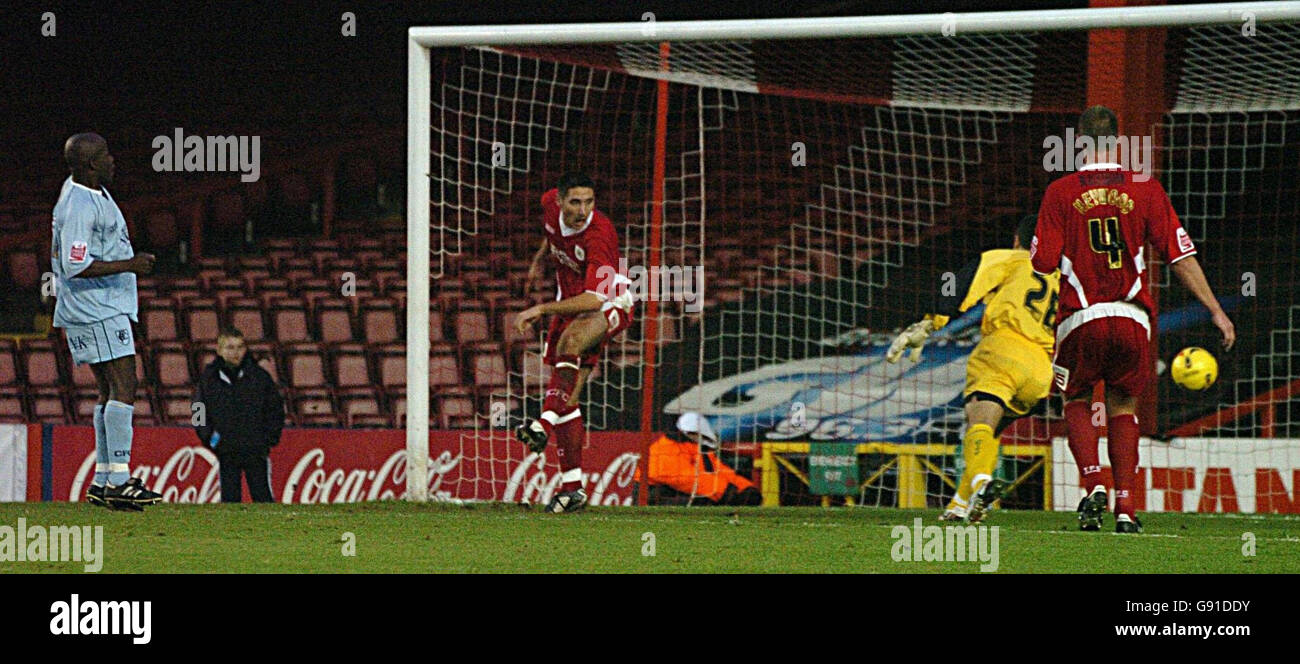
[70,446,222,503]
[502,452,639,505]
[61,435,640,505]
[283,448,463,504]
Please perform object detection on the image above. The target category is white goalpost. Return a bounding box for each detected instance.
[406,2,1300,504]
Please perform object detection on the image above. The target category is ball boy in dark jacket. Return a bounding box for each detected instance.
[193,327,284,502]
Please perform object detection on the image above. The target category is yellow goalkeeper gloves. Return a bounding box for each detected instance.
[886,318,938,364]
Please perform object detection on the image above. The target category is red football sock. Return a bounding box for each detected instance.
[554,409,585,493]
[1108,413,1140,519]
[539,355,581,438]
[1065,399,1104,494]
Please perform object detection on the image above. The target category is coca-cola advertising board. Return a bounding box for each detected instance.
[38,426,645,505]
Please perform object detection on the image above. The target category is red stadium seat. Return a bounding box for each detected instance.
[169,276,202,292]
[518,346,551,392]
[0,340,18,386]
[375,346,405,388]
[183,298,221,343]
[338,387,384,427]
[360,299,400,344]
[195,267,228,292]
[142,300,180,341]
[452,303,490,343]
[228,301,267,341]
[30,387,70,423]
[250,275,291,295]
[310,250,342,272]
[22,340,62,387]
[152,343,193,388]
[479,288,512,315]
[429,353,461,388]
[69,356,97,388]
[332,346,371,388]
[470,343,507,390]
[271,300,311,343]
[237,267,272,289]
[284,345,328,389]
[390,395,406,428]
[257,289,291,310]
[293,389,338,426]
[434,386,476,429]
[315,299,355,343]
[131,393,158,425]
[348,414,390,428]
[211,288,245,313]
[73,389,102,419]
[429,308,445,343]
[499,301,533,347]
[264,250,297,273]
[158,388,194,425]
[0,392,25,423]
[373,270,403,295]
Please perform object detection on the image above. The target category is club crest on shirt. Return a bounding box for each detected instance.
[574,245,585,261]
[116,329,130,345]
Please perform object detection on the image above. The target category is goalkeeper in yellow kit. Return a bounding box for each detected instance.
[887,215,1059,522]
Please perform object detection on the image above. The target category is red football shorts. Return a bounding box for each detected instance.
[543,303,634,368]
[1051,314,1152,400]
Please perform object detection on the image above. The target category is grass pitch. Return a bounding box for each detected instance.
[2,502,1297,573]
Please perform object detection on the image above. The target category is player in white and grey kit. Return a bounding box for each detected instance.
[52,133,161,510]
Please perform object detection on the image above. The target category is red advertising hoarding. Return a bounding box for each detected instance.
[42,426,644,505]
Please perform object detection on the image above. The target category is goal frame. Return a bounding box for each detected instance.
[404,1,1300,501]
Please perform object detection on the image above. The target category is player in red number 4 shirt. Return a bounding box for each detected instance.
[1031,107,1235,533]
[514,172,635,513]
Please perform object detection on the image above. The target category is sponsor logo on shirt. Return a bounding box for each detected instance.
[1052,363,1070,392]
[69,241,88,264]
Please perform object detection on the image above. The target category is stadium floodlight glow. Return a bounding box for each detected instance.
[406,2,1300,504]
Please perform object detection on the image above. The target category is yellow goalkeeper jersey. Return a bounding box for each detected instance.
[931,248,1059,355]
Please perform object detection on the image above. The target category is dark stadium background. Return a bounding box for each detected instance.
[0,0,1280,440]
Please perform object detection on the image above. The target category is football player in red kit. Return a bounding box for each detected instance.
[1031,106,1235,533]
[514,172,635,513]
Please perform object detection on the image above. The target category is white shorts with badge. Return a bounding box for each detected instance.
[62,313,137,366]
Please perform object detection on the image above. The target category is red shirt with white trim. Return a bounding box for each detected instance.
[1030,165,1196,324]
[540,188,627,304]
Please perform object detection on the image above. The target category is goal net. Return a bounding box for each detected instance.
[407,4,1300,512]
